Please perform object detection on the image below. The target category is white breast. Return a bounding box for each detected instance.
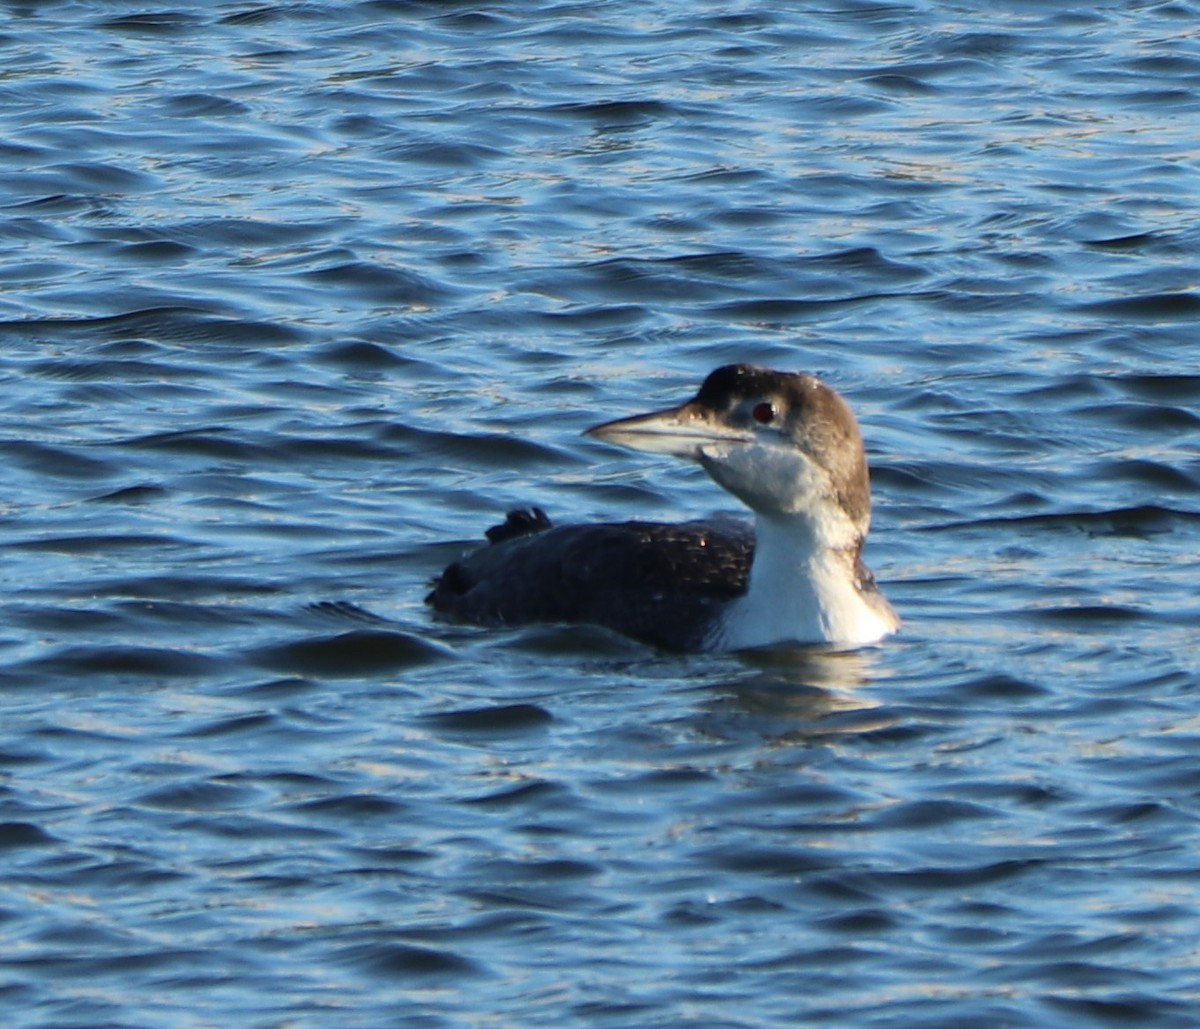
[711,513,898,650]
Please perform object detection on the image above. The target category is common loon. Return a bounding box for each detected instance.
[428,364,900,651]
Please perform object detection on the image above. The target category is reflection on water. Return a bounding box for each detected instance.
[696,648,897,746]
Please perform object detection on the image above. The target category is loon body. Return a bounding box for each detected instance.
[428,364,899,651]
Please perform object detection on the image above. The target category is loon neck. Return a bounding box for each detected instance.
[715,510,892,651]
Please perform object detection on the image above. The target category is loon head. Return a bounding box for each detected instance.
[587,364,871,547]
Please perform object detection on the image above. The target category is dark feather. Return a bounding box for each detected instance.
[428,512,754,650]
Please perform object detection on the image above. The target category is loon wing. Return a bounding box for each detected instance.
[428,511,753,650]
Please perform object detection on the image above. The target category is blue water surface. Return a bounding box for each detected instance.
[1,2,1199,1026]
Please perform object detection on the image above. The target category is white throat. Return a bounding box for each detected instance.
[713,511,896,651]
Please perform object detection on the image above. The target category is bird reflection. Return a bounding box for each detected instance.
[692,646,897,744]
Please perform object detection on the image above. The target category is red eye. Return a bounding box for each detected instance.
[752,401,775,424]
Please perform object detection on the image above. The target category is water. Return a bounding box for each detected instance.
[2,1,1199,1025]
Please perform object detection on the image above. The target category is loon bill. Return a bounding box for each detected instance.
[428,364,900,651]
